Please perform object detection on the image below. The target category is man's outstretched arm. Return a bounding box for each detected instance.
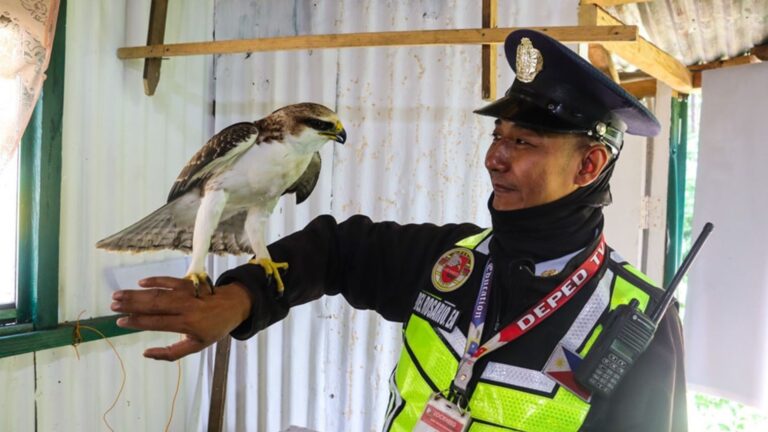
[112,214,481,360]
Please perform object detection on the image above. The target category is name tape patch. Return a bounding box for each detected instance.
[413,291,461,331]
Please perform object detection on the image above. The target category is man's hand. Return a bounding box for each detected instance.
[111,277,253,361]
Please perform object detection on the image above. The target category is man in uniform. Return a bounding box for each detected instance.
[111,30,687,431]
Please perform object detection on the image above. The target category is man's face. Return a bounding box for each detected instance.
[485,119,587,211]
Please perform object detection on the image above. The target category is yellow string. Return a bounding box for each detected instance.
[165,352,182,432]
[71,312,184,431]
[71,311,126,432]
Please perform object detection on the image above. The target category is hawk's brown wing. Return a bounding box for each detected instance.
[283,151,322,204]
[167,122,260,202]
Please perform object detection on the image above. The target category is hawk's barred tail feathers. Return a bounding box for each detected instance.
[95,201,192,253]
[96,196,254,255]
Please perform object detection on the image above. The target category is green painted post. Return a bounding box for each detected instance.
[664,96,689,287]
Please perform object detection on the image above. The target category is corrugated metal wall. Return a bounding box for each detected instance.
[1,1,216,431]
[0,1,667,431]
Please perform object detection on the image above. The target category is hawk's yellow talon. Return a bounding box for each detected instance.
[249,258,289,296]
[184,272,211,297]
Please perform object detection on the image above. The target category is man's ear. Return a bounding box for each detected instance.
[574,145,610,186]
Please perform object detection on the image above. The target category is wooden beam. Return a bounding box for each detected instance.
[207,337,232,432]
[481,0,498,101]
[752,44,768,61]
[579,3,693,93]
[621,78,657,99]
[692,71,702,89]
[688,53,762,89]
[582,0,652,7]
[588,43,620,82]
[619,70,650,81]
[117,25,638,59]
[688,54,761,71]
[143,0,168,96]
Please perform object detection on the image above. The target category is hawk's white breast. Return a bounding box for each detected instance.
[208,140,313,209]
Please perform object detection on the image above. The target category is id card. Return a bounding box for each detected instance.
[413,394,470,432]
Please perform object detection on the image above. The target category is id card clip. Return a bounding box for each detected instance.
[413,392,470,432]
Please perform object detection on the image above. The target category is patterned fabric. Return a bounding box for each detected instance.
[0,0,59,170]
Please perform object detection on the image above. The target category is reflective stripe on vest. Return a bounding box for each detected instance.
[455,228,493,250]
[384,234,657,432]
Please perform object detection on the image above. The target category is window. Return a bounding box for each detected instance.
[0,50,62,334]
[0,149,17,310]
[0,2,136,358]
[0,29,20,314]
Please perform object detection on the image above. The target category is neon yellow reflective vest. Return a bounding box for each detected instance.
[382,230,660,432]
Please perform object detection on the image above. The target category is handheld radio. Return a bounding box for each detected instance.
[574,222,714,398]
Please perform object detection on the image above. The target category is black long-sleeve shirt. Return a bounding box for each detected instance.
[217,214,688,432]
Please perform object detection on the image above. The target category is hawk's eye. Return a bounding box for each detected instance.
[305,118,335,131]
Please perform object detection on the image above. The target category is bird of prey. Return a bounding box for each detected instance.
[97,102,346,295]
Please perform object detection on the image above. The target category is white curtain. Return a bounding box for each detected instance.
[684,61,768,409]
[0,0,59,170]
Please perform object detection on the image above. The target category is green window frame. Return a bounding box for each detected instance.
[0,2,136,358]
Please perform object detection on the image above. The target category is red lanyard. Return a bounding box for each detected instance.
[451,235,607,397]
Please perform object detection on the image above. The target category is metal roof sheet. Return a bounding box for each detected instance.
[609,0,768,67]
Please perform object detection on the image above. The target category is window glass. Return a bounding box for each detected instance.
[0,73,20,307]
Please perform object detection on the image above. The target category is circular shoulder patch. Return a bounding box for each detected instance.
[432,247,475,293]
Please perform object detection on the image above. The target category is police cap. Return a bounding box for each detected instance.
[474,29,660,153]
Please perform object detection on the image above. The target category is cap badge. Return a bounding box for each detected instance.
[516,37,543,83]
[432,248,475,292]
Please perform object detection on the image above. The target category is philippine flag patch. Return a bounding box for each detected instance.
[543,344,592,402]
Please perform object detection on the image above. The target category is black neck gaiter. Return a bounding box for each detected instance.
[488,158,616,263]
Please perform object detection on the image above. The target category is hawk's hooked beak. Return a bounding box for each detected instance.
[330,120,346,144]
[334,127,347,144]
[320,121,346,144]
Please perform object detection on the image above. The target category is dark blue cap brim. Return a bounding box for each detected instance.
[474,94,592,134]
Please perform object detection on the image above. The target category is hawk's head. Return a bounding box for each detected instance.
[270,102,347,148]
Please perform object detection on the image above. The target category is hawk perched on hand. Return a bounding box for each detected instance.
[97,102,346,295]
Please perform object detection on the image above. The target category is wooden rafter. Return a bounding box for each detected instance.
[579,3,693,93]
[621,78,657,99]
[481,0,498,101]
[691,72,702,89]
[117,26,638,59]
[752,44,768,61]
[689,54,762,71]
[582,0,652,7]
[588,43,620,83]
[689,53,762,88]
[143,0,168,96]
